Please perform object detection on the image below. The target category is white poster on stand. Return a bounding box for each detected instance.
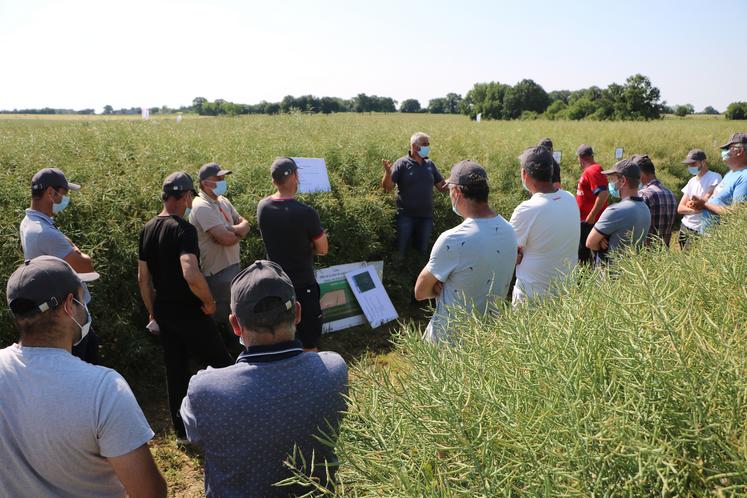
[615,147,624,159]
[345,267,398,329]
[292,157,331,193]
[141,107,150,120]
[552,151,562,164]
[316,261,384,333]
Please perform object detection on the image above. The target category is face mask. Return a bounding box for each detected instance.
[213,180,227,196]
[688,166,700,176]
[450,191,462,217]
[418,146,430,158]
[721,149,731,161]
[52,194,70,214]
[69,298,91,346]
[521,177,530,193]
[608,179,620,198]
[184,207,191,218]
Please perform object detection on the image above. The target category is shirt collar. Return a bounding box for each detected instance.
[644,179,661,187]
[25,209,55,226]
[236,339,304,364]
[198,190,220,205]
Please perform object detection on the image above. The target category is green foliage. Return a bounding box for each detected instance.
[400,99,422,113]
[674,104,695,117]
[296,209,747,496]
[726,102,747,120]
[703,105,719,115]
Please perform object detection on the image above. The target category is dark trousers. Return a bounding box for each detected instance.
[206,263,241,354]
[295,283,322,349]
[156,314,232,437]
[72,327,100,364]
[578,221,595,264]
[678,225,700,250]
[397,213,433,256]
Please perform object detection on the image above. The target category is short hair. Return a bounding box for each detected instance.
[522,157,553,183]
[31,185,57,200]
[240,296,296,334]
[161,191,188,202]
[454,182,489,203]
[410,132,429,146]
[636,155,656,176]
[13,305,63,339]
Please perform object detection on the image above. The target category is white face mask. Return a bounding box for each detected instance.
[68,298,91,346]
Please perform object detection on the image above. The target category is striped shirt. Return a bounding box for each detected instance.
[639,179,677,247]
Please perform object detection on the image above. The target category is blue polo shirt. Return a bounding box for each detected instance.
[180,340,348,497]
[19,209,91,303]
[391,153,444,218]
[703,167,747,229]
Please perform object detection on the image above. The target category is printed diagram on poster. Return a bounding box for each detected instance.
[615,147,624,159]
[316,261,384,333]
[345,267,398,329]
[292,157,331,193]
[552,151,562,164]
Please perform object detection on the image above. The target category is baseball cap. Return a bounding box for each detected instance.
[630,154,655,172]
[576,144,594,157]
[537,138,553,150]
[270,157,298,182]
[519,146,554,170]
[6,256,99,315]
[31,168,80,193]
[719,133,747,150]
[445,160,488,186]
[682,149,707,164]
[162,171,197,194]
[601,159,641,179]
[198,162,232,181]
[230,260,296,326]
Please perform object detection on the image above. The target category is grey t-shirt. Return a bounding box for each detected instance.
[0,345,154,498]
[391,153,444,218]
[424,216,518,343]
[181,344,348,498]
[594,196,651,258]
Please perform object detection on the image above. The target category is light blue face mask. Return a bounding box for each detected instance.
[213,180,227,196]
[52,194,70,214]
[608,179,620,198]
[721,149,731,161]
[521,177,531,193]
[418,145,430,158]
[184,207,191,218]
[687,166,700,176]
[450,189,462,217]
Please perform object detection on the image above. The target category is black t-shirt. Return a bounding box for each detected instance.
[256,197,323,288]
[138,215,203,318]
[390,153,443,218]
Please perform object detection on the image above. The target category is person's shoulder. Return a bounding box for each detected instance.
[191,196,209,209]
[316,351,348,374]
[188,364,238,393]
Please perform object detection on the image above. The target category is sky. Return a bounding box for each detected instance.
[0,0,744,113]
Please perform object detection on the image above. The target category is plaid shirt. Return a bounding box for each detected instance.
[639,179,677,247]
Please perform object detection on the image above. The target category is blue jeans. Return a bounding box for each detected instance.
[397,213,433,256]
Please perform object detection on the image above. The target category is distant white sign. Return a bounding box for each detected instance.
[615,147,624,159]
[176,114,183,124]
[345,267,398,329]
[476,113,482,122]
[141,107,150,120]
[292,157,331,193]
[552,151,562,164]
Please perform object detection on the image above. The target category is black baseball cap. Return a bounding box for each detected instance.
[270,157,298,182]
[162,171,197,194]
[230,260,296,327]
[576,144,594,157]
[630,154,655,172]
[7,256,99,316]
[31,168,80,193]
[445,160,488,186]
[602,159,641,180]
[198,162,232,181]
[682,149,707,164]
[719,133,747,150]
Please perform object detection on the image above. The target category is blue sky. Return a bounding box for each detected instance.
[0,0,743,112]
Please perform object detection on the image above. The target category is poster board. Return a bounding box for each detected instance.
[552,151,562,164]
[292,157,331,193]
[345,267,398,329]
[316,261,384,333]
[615,147,624,160]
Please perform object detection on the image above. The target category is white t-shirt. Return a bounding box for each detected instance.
[509,189,580,304]
[681,171,722,232]
[0,345,154,498]
[423,216,517,343]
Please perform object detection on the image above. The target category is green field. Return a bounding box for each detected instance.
[0,113,743,495]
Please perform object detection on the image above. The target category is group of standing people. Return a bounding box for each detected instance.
[2,130,746,496]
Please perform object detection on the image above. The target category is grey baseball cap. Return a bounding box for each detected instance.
[682,149,707,164]
[6,256,99,316]
[270,157,298,182]
[230,260,296,326]
[630,154,655,172]
[198,162,232,181]
[719,132,747,149]
[537,138,553,150]
[602,159,641,179]
[445,160,488,186]
[31,168,80,193]
[519,145,554,170]
[576,144,594,157]
[162,171,197,194]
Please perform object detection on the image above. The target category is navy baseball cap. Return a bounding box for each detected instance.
[270,157,298,182]
[31,168,80,193]
[198,162,232,181]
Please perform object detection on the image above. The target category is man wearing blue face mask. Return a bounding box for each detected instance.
[190,163,251,352]
[690,133,747,229]
[19,167,101,364]
[381,132,448,256]
[677,149,721,248]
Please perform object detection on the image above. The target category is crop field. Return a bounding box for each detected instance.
[0,113,744,495]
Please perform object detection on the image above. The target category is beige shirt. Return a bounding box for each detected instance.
[190,191,241,276]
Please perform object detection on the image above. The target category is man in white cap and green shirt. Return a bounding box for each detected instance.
[19,167,100,363]
[414,160,517,343]
[677,149,721,249]
[1,256,166,497]
[190,162,251,351]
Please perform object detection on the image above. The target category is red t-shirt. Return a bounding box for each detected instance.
[576,163,609,222]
